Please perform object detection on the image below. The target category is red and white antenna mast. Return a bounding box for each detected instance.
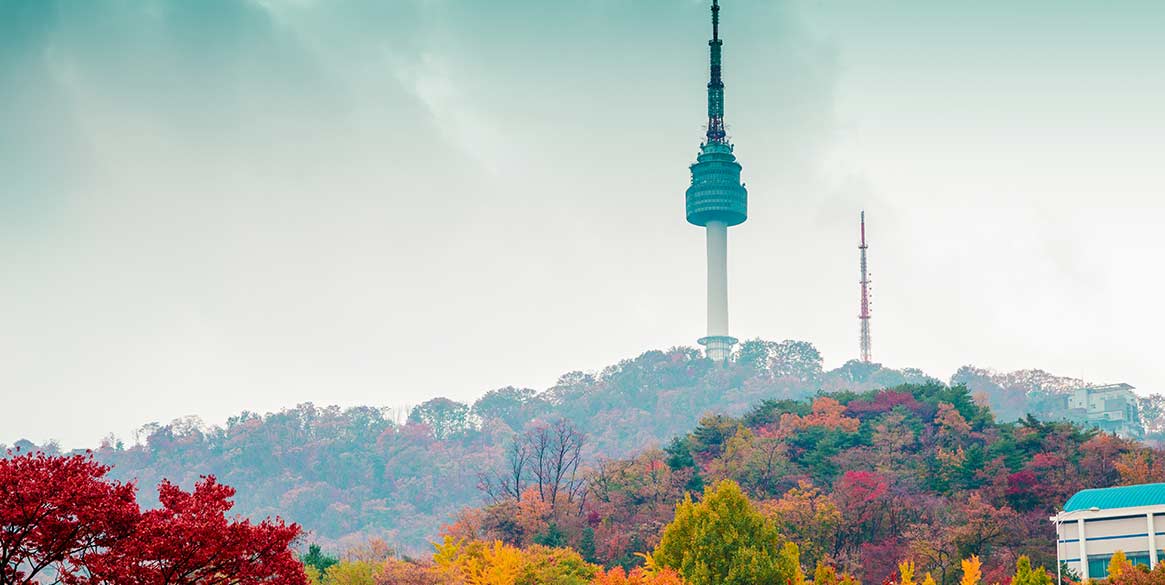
[859,211,872,363]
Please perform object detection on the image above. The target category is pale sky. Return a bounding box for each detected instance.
[3,0,1163,448]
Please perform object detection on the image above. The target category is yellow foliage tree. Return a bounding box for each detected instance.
[899,561,916,585]
[960,556,982,585]
[306,565,324,585]
[814,563,839,585]
[322,560,379,585]
[1109,550,1131,579]
[463,541,524,585]
[922,572,937,585]
[434,536,598,585]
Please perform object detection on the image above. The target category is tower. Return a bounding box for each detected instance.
[859,211,872,363]
[686,0,747,362]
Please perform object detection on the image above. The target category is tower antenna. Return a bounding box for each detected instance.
[859,211,872,363]
[706,0,726,144]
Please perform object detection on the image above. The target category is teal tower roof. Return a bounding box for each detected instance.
[1063,484,1165,512]
[685,0,747,228]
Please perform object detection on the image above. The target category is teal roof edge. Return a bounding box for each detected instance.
[1064,484,1165,512]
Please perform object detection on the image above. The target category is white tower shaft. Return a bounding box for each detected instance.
[704,220,732,361]
[706,221,729,338]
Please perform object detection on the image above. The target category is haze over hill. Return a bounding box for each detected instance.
[9,340,1162,556]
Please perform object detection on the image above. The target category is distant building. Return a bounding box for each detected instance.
[1051,484,1165,580]
[1064,384,1143,439]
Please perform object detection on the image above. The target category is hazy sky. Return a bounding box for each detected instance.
[3,0,1163,448]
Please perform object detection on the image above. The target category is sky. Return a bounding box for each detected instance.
[2,0,1164,448]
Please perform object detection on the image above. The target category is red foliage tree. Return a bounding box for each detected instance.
[0,451,139,584]
[80,476,307,585]
[1004,470,1040,511]
[1,451,305,585]
[845,390,923,417]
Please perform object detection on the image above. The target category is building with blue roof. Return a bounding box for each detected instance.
[1052,483,1165,581]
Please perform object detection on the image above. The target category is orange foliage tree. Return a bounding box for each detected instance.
[590,566,686,584]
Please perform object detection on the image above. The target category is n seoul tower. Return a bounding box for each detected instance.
[686,0,748,362]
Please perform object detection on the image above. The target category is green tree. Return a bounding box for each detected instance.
[409,398,473,439]
[736,339,777,371]
[651,480,801,585]
[770,340,824,383]
[302,544,339,579]
[516,545,598,585]
[472,386,543,431]
[1011,556,1052,585]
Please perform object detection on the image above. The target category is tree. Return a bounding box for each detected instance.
[2,452,305,585]
[375,559,453,585]
[433,538,525,585]
[770,340,824,384]
[1109,551,1131,579]
[302,544,340,578]
[82,476,306,584]
[515,545,596,585]
[764,481,842,569]
[409,398,474,439]
[650,480,800,585]
[900,560,917,585]
[959,556,982,585]
[472,387,543,431]
[528,420,586,516]
[591,566,685,584]
[1011,556,1052,585]
[483,419,586,523]
[736,339,777,371]
[0,452,138,585]
[906,523,959,585]
[321,561,378,585]
[1114,451,1165,486]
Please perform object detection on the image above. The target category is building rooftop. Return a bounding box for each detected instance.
[1087,383,1135,393]
[1064,483,1165,512]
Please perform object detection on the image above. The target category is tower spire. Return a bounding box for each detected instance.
[859,211,872,363]
[706,0,726,144]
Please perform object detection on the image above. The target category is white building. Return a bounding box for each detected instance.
[1052,483,1165,580]
[1066,384,1143,439]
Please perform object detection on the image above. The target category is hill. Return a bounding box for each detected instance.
[7,339,1162,558]
[440,383,1165,583]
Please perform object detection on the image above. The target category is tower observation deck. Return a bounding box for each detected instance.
[686,0,747,362]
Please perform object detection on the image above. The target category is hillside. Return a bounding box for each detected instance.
[9,339,1162,556]
[450,382,1165,583]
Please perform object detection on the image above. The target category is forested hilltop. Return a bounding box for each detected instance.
[447,383,1165,584]
[7,339,1163,557]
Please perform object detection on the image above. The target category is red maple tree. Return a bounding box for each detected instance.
[81,476,305,584]
[1,451,306,585]
[0,452,138,584]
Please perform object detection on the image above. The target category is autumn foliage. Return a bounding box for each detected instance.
[14,344,1165,585]
[1,450,305,585]
[590,567,685,585]
[443,380,1165,584]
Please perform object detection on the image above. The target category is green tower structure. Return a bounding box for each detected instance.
[686,0,747,362]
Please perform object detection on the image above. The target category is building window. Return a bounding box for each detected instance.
[1087,551,1157,578]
